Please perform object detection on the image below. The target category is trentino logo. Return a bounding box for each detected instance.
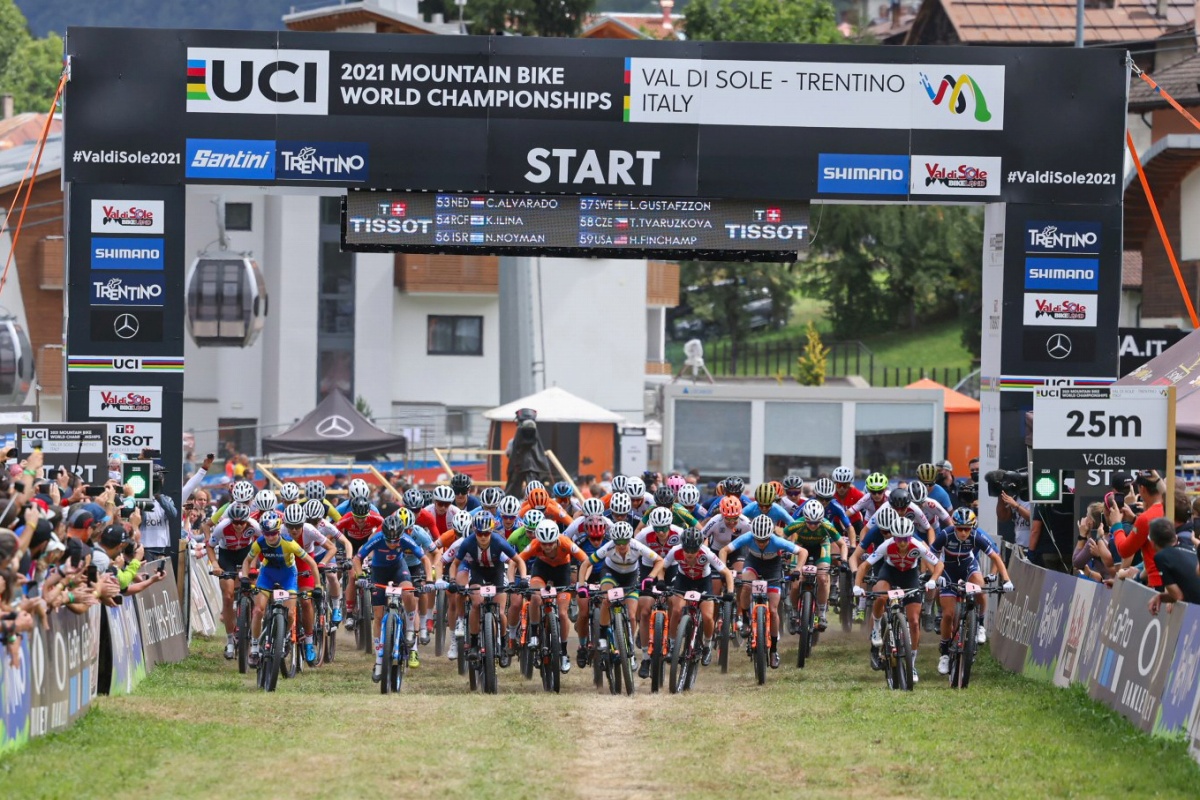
[817,154,908,196]
[1025,221,1102,255]
[91,275,166,306]
[920,72,993,123]
[185,139,276,180]
[186,48,329,115]
[276,141,368,182]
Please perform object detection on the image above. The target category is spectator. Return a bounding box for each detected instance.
[598,471,613,494]
[997,483,1038,551]
[1114,470,1165,591]
[181,450,197,482]
[329,472,347,492]
[1148,517,1200,613]
[1177,495,1200,550]
[1073,502,1116,582]
[935,459,957,507]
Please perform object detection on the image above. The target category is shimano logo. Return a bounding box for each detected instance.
[822,166,905,182]
[1028,268,1094,280]
[94,247,160,260]
[817,154,908,196]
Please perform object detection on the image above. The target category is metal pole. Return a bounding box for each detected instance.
[1075,0,1084,47]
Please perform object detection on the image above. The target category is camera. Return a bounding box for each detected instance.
[984,468,1028,498]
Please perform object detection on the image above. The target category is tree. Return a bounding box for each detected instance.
[463,0,594,36]
[795,322,828,385]
[684,0,842,44]
[1,32,62,113]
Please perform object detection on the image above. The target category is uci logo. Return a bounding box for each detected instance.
[186,48,329,116]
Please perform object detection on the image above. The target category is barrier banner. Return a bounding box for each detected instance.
[1153,602,1200,738]
[989,555,1044,672]
[1054,578,1099,688]
[187,550,221,638]
[1024,569,1075,682]
[135,559,188,669]
[26,606,99,739]
[0,636,31,753]
[105,600,147,696]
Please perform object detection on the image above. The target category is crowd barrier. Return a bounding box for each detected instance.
[990,554,1200,764]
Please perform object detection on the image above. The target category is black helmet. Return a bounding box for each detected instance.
[888,488,911,511]
[350,497,371,517]
[654,486,675,507]
[450,473,472,493]
[723,477,744,496]
[382,513,403,540]
[680,527,703,553]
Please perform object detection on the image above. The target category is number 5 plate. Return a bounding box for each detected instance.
[272,589,290,601]
[607,587,624,601]
[479,585,496,597]
[887,588,906,599]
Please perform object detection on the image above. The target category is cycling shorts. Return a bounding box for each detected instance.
[742,553,785,590]
[256,566,297,594]
[297,561,318,592]
[799,541,832,566]
[370,562,413,606]
[346,536,371,558]
[600,568,640,601]
[671,573,711,597]
[218,546,251,574]
[530,559,572,587]
[876,563,922,605]
[939,563,983,598]
[639,561,677,588]
[462,565,506,589]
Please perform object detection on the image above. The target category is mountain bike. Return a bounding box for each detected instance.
[867,587,922,691]
[946,579,1004,689]
[285,581,309,679]
[257,587,291,693]
[919,570,939,633]
[215,569,255,674]
[645,585,671,693]
[746,580,771,685]
[533,585,571,694]
[353,564,373,654]
[432,581,449,658]
[669,589,719,694]
[467,584,505,694]
[375,582,416,695]
[316,564,337,664]
[578,583,605,688]
[513,588,535,681]
[830,560,854,633]
[601,586,636,696]
[791,566,820,669]
[715,592,737,674]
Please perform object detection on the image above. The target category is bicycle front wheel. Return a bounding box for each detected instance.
[670,615,692,694]
[650,611,666,693]
[956,608,978,689]
[753,605,768,685]
[434,589,447,658]
[612,611,634,696]
[798,592,813,669]
[236,596,250,675]
[717,600,732,674]
[266,611,286,692]
[838,570,854,633]
[380,614,395,695]
[481,611,499,694]
[896,615,914,692]
[392,615,407,694]
[545,612,561,694]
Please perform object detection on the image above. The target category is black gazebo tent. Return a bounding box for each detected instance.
[262,391,407,456]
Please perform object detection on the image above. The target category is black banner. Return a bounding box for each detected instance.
[134,559,188,669]
[1118,327,1189,378]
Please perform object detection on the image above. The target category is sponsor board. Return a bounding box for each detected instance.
[67,356,185,373]
[1025,220,1102,254]
[90,237,164,271]
[1023,292,1097,327]
[816,153,908,195]
[909,155,1002,196]
[1032,385,1169,470]
[107,422,163,454]
[1021,330,1097,364]
[186,48,329,115]
[1117,327,1188,377]
[89,308,164,343]
[1023,257,1099,292]
[276,141,368,182]
[19,425,106,455]
[87,386,164,418]
[1054,578,1098,688]
[90,273,165,306]
[185,139,275,180]
[89,200,164,235]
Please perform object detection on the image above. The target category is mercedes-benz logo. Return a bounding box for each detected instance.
[1046,333,1072,360]
[315,414,354,438]
[114,313,140,339]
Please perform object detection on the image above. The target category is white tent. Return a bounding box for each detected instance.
[484,386,625,424]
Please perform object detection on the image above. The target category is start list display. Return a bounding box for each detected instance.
[341,191,810,260]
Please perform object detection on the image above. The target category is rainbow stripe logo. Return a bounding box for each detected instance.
[68,356,185,373]
[187,59,209,101]
[920,72,992,123]
[623,58,631,121]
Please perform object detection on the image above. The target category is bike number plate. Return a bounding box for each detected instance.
[684,590,702,602]
[802,565,818,575]
[540,586,557,599]
[607,587,625,601]
[386,585,405,597]
[751,580,768,594]
[964,583,981,595]
[478,585,496,597]
[887,589,906,600]
[588,584,602,593]
[272,589,290,601]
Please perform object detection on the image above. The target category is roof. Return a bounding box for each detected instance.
[484,386,625,424]
[283,1,460,35]
[0,131,62,194]
[905,377,981,412]
[1122,133,1200,250]
[581,13,682,39]
[907,0,1189,45]
[1129,53,1200,110]
[1123,250,1144,289]
[262,391,408,456]
[0,114,62,151]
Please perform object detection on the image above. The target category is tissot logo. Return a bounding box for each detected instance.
[186,48,329,115]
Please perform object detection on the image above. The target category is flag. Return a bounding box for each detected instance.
[614,235,628,245]
[470,197,486,208]
[766,207,782,223]
[469,233,485,243]
[470,215,485,225]
[615,217,629,229]
[391,202,406,217]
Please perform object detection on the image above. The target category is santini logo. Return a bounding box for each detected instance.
[817,154,908,196]
[186,48,329,115]
[185,139,275,180]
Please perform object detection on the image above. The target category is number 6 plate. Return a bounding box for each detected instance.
[272,589,290,601]
[607,587,624,601]
[684,590,702,602]
[887,589,906,600]
[479,585,496,597]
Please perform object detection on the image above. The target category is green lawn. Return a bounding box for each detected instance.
[5,631,1196,799]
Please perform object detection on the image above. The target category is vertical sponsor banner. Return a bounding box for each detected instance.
[1023,569,1075,682]
[105,601,147,696]
[0,635,31,753]
[188,549,223,638]
[134,559,188,668]
[977,204,1005,538]
[989,555,1045,672]
[1153,602,1200,738]
[1073,580,1112,689]
[25,606,98,737]
[1053,578,1098,688]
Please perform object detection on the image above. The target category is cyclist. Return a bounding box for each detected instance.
[915,462,954,513]
[663,527,736,665]
[451,511,528,664]
[282,504,334,665]
[720,515,806,669]
[578,521,664,672]
[242,512,321,668]
[450,472,482,513]
[702,477,753,516]
[520,486,573,529]
[518,519,589,673]
[811,478,855,546]
[507,509,543,553]
[563,498,608,541]
[625,476,654,519]
[304,480,342,522]
[495,495,524,540]
[475,487,504,520]
[778,475,805,515]
[335,478,379,516]
[741,483,796,527]
[676,483,707,523]
[336,497,385,630]
[303,499,351,624]
[639,485,697,531]
[605,492,640,528]
[700,496,751,601]
[276,482,303,512]
[206,502,261,659]
[396,507,440,664]
[881,487,933,543]
[252,489,279,520]
[910,481,953,539]
[931,508,1013,675]
[634,506,681,676]
[353,512,432,682]
[831,466,864,522]
[552,481,582,517]
[781,498,847,633]
[853,516,943,684]
[210,479,257,525]
[850,472,890,535]
[425,485,461,536]
[440,510,476,661]
[569,513,610,665]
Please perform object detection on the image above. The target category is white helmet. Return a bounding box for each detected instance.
[627,477,646,498]
[909,480,928,503]
[432,485,454,503]
[891,517,916,539]
[524,479,544,498]
[832,466,854,484]
[497,495,521,517]
[279,482,301,503]
[348,478,371,501]
[231,480,255,503]
[648,506,673,529]
[609,492,632,516]
[802,499,825,524]
[254,489,277,513]
[534,519,560,544]
[304,480,326,502]
[677,484,700,506]
[751,515,775,541]
[610,475,629,494]
[522,509,545,531]
[283,503,306,527]
[813,478,835,500]
[875,506,899,532]
[582,497,604,517]
[452,510,473,536]
[610,521,634,542]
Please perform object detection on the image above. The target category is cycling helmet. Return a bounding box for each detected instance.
[231,480,255,503]
[680,527,703,553]
[552,481,573,499]
[813,478,835,500]
[909,481,928,503]
[534,519,560,544]
[677,484,700,506]
[782,475,803,492]
[348,478,371,501]
[279,482,301,503]
[452,510,473,537]
[394,507,414,530]
[582,497,604,517]
[304,480,326,502]
[524,479,545,497]
[874,506,899,532]
[723,476,745,496]
[254,489,277,513]
[610,475,629,494]
[916,462,939,484]
[610,521,634,542]
[719,496,743,518]
[350,497,370,517]
[751,515,775,541]
[865,473,888,493]
[450,473,473,493]
[227,502,251,522]
[403,488,425,511]
[583,516,607,539]
[771,481,785,502]
[802,499,825,524]
[832,466,854,485]
[259,512,282,535]
[667,474,686,492]
[609,492,632,516]
[527,487,550,509]
[888,488,911,511]
[497,495,521,517]
[648,506,673,529]
[627,477,646,499]
[654,486,675,508]
[473,512,496,533]
[382,513,403,540]
[303,499,325,522]
[754,483,777,506]
[432,485,455,504]
[891,517,916,539]
[479,486,503,507]
[522,509,545,531]
[421,489,434,506]
[952,507,977,529]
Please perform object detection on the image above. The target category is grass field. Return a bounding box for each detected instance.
[5,625,1197,800]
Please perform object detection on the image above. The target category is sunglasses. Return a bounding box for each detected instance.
[435,501,451,507]
[786,489,803,496]
[869,491,885,497]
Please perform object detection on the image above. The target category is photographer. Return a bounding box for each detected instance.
[1074,502,1117,582]
[993,469,1038,550]
[1114,470,1165,591]
[133,462,178,563]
